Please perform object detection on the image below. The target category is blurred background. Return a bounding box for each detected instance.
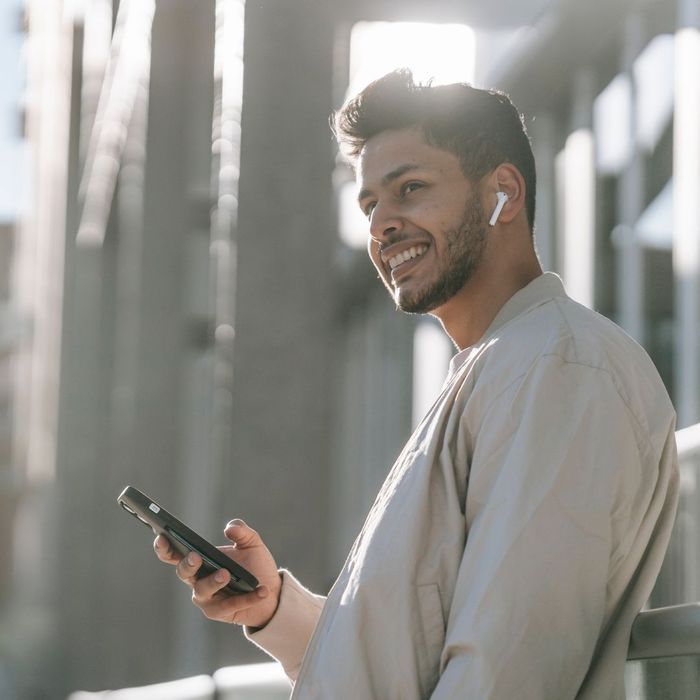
[0,0,698,697]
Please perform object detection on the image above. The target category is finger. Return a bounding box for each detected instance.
[175,551,202,586]
[192,567,233,601]
[224,519,261,548]
[197,586,270,624]
[153,534,182,564]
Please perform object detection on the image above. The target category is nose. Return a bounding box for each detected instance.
[369,200,403,243]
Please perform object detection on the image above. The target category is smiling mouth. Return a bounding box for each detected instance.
[387,244,429,271]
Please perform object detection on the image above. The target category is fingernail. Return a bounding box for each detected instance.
[186,552,197,566]
[215,569,228,583]
[226,518,245,528]
[155,536,164,549]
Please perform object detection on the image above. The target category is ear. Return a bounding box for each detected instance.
[486,163,526,225]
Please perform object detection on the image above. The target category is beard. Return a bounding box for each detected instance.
[394,191,488,314]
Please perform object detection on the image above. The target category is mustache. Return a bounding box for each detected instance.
[377,232,430,253]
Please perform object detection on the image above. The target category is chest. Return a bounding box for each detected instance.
[339,385,475,606]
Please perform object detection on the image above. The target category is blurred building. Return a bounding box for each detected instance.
[0,0,696,697]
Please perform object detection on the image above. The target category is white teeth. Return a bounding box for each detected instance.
[388,244,428,270]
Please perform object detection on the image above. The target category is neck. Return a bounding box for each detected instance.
[432,248,543,351]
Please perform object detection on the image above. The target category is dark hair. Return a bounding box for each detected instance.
[332,69,537,230]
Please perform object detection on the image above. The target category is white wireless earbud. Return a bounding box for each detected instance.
[488,192,509,226]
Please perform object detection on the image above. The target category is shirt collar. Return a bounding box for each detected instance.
[448,272,567,376]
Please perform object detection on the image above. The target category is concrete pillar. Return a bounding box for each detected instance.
[673,0,700,427]
[615,14,646,344]
[217,0,337,664]
[329,292,415,573]
[563,68,596,308]
[530,111,557,272]
[52,1,217,694]
[11,0,74,696]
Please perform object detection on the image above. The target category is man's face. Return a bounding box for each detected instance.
[357,128,488,315]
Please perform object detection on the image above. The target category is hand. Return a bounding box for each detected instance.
[154,519,282,629]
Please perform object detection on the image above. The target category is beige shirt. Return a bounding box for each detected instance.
[248,272,679,699]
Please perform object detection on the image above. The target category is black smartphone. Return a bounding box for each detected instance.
[117,485,258,595]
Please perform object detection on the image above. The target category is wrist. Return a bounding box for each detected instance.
[252,571,284,631]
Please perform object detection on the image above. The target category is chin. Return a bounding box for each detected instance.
[394,277,459,315]
[394,292,437,315]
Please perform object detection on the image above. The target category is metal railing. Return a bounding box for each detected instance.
[67,663,288,700]
[626,422,700,662]
[629,603,700,660]
[623,421,700,698]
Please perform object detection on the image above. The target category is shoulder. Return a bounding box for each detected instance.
[464,295,675,458]
[541,298,674,448]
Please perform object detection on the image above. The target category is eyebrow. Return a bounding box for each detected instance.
[357,163,423,204]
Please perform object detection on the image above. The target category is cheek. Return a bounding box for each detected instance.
[367,239,386,276]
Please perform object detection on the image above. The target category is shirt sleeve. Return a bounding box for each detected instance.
[244,569,326,682]
[430,354,646,699]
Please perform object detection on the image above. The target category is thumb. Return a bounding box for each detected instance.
[224,519,260,548]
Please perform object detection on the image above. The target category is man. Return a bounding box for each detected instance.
[155,70,679,698]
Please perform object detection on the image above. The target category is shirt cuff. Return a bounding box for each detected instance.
[244,569,326,681]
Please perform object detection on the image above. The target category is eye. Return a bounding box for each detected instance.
[363,201,377,219]
[401,181,424,197]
